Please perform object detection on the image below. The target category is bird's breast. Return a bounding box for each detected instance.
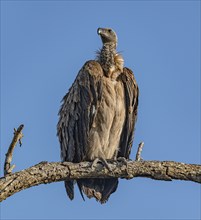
[86,77,126,160]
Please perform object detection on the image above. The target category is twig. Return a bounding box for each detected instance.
[4,124,24,176]
[135,142,144,161]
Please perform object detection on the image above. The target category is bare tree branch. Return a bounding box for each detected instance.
[0,160,200,202]
[4,124,24,176]
[1,125,200,203]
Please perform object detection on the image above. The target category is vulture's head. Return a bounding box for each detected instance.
[97,28,117,46]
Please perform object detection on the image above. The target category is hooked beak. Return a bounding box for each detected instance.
[97,28,102,35]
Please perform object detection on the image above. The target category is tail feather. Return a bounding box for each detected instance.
[64,180,74,200]
[77,182,85,201]
[77,178,118,203]
[101,179,118,202]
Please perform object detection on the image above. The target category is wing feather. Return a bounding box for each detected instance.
[57,60,104,162]
[118,67,139,159]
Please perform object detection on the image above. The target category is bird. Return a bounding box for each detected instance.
[57,27,139,203]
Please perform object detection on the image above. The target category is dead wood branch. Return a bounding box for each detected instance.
[0,160,200,202]
[135,142,144,161]
[4,124,24,176]
[1,125,200,202]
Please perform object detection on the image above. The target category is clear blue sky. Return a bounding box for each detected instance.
[1,1,200,219]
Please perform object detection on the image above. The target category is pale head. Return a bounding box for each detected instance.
[97,28,118,46]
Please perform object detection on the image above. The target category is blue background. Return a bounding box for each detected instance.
[1,1,200,219]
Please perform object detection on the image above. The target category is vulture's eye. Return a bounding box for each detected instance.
[108,29,112,33]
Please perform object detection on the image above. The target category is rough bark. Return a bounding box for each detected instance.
[4,124,24,175]
[0,160,200,202]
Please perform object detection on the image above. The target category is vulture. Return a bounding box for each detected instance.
[57,28,139,203]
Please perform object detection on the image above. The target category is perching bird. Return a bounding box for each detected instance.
[57,28,139,203]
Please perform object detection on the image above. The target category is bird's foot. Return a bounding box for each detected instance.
[91,158,113,172]
[117,157,131,180]
[117,157,129,165]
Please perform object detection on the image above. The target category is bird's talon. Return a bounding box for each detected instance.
[91,158,113,172]
[117,157,128,165]
[91,158,101,170]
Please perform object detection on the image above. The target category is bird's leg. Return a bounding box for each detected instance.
[91,158,113,172]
